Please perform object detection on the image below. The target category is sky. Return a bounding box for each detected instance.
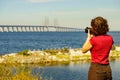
[0,0,120,31]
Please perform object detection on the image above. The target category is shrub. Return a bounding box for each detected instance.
[17,50,29,56]
[111,45,116,50]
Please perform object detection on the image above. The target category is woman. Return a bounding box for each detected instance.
[82,16,114,80]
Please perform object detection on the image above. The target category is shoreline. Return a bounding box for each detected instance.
[0,46,120,64]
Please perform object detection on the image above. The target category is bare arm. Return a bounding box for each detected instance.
[82,30,93,53]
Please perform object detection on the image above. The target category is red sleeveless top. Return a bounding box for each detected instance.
[89,35,114,64]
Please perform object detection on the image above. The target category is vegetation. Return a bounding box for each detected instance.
[43,47,69,55]
[3,56,15,64]
[109,50,120,61]
[43,49,59,55]
[56,54,70,60]
[111,45,116,50]
[59,47,69,54]
[0,46,120,64]
[17,49,29,56]
[0,64,38,80]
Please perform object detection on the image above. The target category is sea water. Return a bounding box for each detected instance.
[0,31,119,54]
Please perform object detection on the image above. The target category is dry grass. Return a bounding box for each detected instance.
[0,64,39,80]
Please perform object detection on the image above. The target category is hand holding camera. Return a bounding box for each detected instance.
[85,27,94,38]
[85,27,92,34]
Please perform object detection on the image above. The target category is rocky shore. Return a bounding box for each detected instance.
[0,46,120,64]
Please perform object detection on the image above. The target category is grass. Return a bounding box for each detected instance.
[17,49,29,56]
[0,64,38,80]
[109,50,120,61]
[43,47,69,55]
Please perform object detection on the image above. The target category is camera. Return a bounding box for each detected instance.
[85,27,92,34]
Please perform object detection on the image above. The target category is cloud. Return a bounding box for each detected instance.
[27,0,63,3]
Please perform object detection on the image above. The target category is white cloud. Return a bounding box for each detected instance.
[27,0,63,3]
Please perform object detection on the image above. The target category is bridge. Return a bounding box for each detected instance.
[0,25,83,32]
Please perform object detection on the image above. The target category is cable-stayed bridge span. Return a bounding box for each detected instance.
[0,25,83,32]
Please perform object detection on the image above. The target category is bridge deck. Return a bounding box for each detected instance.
[0,25,83,32]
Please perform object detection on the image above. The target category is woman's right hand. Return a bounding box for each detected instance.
[82,29,93,53]
[87,29,93,39]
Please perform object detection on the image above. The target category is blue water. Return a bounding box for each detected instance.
[0,31,120,54]
[31,60,120,80]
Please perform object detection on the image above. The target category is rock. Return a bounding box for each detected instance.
[116,46,120,51]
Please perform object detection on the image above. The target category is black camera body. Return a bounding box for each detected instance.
[85,27,92,34]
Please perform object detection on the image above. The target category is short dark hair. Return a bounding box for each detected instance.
[91,16,109,36]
